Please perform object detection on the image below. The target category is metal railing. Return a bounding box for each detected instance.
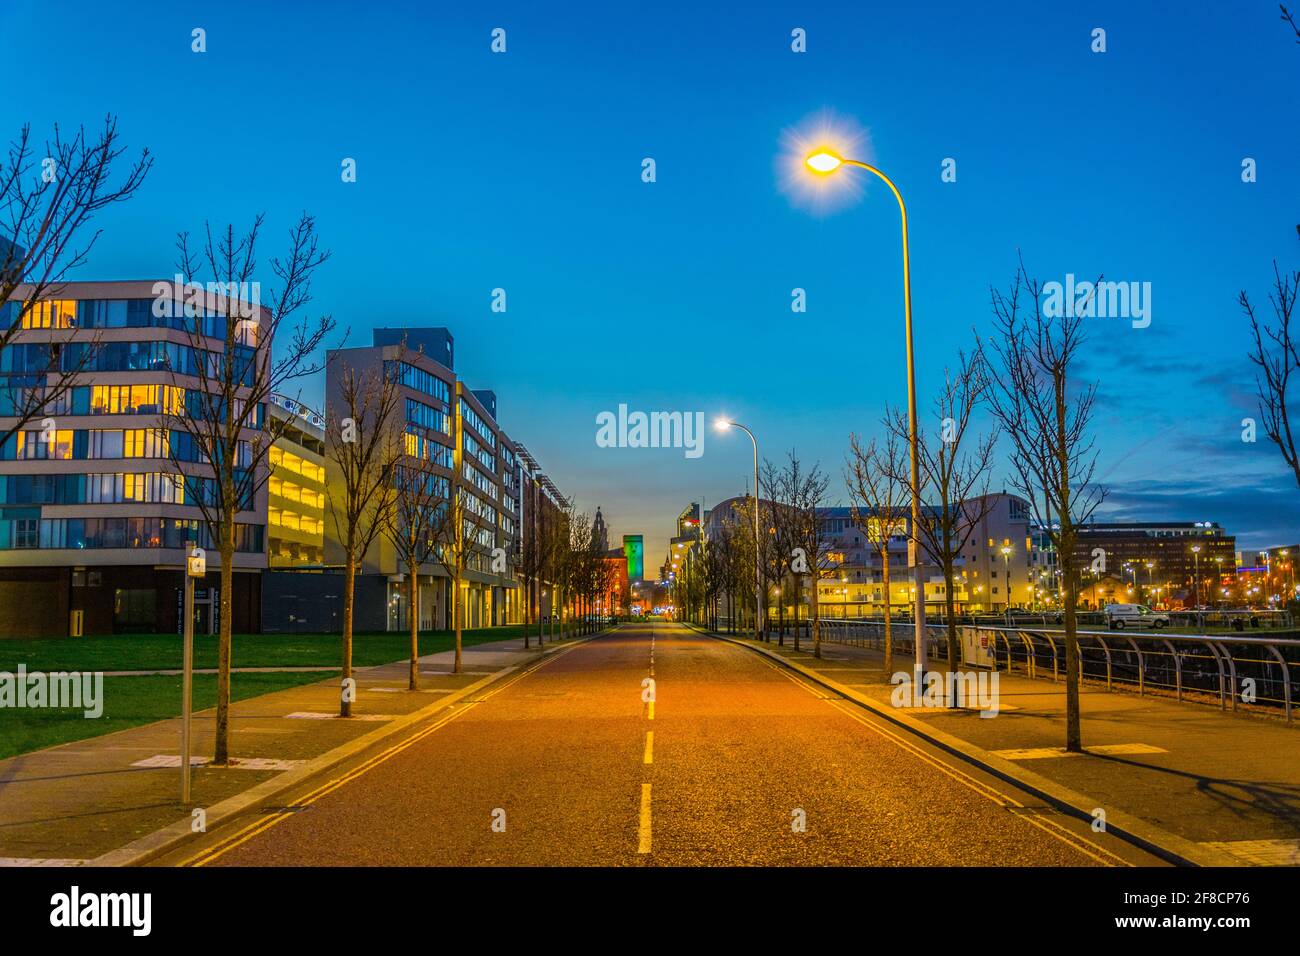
[807,617,1299,722]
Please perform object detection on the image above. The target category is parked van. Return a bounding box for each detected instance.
[1104,603,1170,629]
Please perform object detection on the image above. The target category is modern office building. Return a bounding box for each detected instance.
[0,281,267,637]
[312,328,535,633]
[623,534,644,583]
[515,440,568,625]
[702,492,1040,617]
[1072,520,1236,607]
[267,394,326,568]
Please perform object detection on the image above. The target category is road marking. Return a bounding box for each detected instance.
[647,700,654,720]
[756,658,1130,867]
[992,743,1167,760]
[284,712,397,721]
[0,858,88,867]
[1199,838,1300,866]
[132,755,306,771]
[180,642,580,867]
[643,731,654,764]
[638,783,653,854]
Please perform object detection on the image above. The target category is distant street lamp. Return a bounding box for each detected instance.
[716,419,762,641]
[1191,544,1202,609]
[1000,545,1013,614]
[803,147,927,678]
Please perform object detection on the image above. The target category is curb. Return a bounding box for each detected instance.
[91,631,606,867]
[700,626,1240,868]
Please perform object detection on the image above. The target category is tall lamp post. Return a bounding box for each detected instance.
[716,419,762,642]
[804,148,927,678]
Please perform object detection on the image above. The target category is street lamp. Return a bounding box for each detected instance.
[804,147,927,678]
[1000,545,1013,615]
[1191,544,1202,613]
[716,418,762,642]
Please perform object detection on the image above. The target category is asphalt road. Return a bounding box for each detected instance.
[168,622,1162,866]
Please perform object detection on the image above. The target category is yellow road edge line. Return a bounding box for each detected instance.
[763,655,1131,867]
[181,644,576,867]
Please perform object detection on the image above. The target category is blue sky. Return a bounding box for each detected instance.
[4,0,1298,561]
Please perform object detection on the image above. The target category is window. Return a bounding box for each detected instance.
[20,300,76,329]
[14,519,38,548]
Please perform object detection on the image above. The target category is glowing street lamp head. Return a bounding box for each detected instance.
[714,418,732,432]
[805,149,843,174]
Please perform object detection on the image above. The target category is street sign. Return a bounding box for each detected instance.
[187,546,206,578]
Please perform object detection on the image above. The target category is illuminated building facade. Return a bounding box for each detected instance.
[0,281,267,636]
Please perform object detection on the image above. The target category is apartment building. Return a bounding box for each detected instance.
[0,281,267,637]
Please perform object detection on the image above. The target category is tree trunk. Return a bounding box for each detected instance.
[1062,550,1083,751]
[523,577,531,649]
[408,562,419,691]
[214,524,235,765]
[453,568,463,674]
[793,585,801,652]
[341,550,356,717]
[811,574,822,659]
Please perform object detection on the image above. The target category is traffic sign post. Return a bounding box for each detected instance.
[181,542,204,803]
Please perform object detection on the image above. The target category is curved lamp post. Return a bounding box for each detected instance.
[715,419,762,641]
[804,148,926,678]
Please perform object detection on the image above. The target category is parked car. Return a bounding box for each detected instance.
[1104,603,1170,629]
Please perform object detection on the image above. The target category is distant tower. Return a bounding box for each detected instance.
[592,507,610,551]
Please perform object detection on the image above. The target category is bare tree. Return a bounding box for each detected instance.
[1244,264,1300,493]
[167,214,334,761]
[886,349,1000,683]
[776,452,831,657]
[517,483,546,648]
[1282,4,1300,43]
[980,259,1106,752]
[325,361,403,715]
[761,459,797,645]
[428,411,494,671]
[1,116,150,451]
[384,453,451,690]
[844,430,908,677]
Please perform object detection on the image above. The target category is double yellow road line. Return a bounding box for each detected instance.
[181,647,574,867]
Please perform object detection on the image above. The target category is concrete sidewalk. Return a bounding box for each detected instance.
[710,628,1300,866]
[0,632,586,865]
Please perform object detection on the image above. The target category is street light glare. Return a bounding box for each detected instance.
[806,150,843,173]
[714,418,732,432]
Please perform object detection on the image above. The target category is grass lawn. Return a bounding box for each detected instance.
[0,670,337,761]
[0,624,533,673]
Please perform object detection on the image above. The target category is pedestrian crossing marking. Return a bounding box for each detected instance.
[992,743,1167,760]
[1199,838,1300,866]
[131,755,307,771]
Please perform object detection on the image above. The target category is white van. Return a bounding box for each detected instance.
[1104,603,1170,630]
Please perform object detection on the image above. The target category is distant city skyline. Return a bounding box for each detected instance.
[6,0,1298,554]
